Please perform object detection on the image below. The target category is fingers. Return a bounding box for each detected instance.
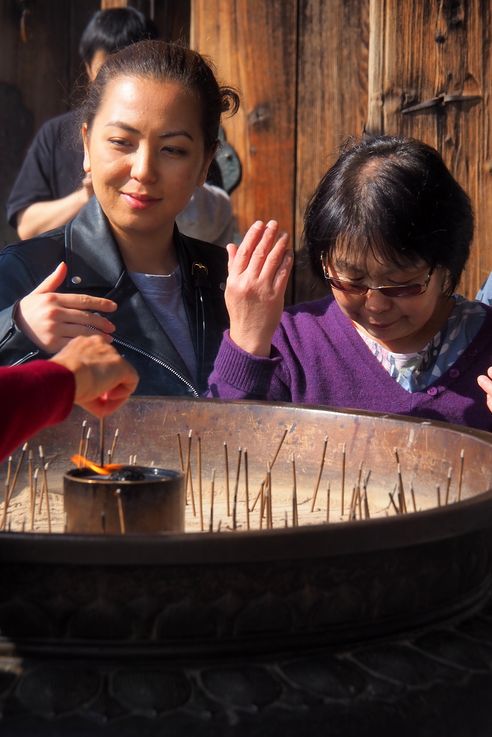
[54,293,117,314]
[31,262,68,294]
[31,263,117,314]
[477,371,492,393]
[50,335,139,417]
[47,305,116,335]
[232,221,284,278]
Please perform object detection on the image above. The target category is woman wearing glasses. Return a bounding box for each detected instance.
[208,135,492,431]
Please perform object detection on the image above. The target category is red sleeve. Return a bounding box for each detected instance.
[0,360,75,461]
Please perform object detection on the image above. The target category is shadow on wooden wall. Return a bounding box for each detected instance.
[193,0,492,302]
[0,0,189,249]
[2,1,490,303]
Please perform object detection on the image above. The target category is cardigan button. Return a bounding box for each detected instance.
[449,368,460,378]
[71,276,82,285]
[427,387,438,396]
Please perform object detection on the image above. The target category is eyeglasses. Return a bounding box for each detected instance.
[321,257,434,298]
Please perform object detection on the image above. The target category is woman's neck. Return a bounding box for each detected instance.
[113,223,179,275]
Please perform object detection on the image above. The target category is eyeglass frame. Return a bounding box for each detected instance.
[320,254,435,298]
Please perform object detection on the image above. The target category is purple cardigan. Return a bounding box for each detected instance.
[208,296,492,432]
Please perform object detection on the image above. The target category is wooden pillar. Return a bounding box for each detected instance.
[191,0,298,301]
[100,1,128,8]
[367,0,492,298]
[295,0,369,301]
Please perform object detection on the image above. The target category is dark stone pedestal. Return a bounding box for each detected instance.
[1,594,492,737]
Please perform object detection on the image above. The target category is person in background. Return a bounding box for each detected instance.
[6,7,234,246]
[208,135,492,431]
[0,335,138,462]
[0,40,239,397]
[476,272,492,307]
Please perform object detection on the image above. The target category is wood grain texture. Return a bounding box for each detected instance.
[367,0,492,298]
[0,0,99,246]
[295,0,369,301]
[191,0,298,268]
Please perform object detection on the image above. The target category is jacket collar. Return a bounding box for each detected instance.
[63,198,195,384]
[64,198,125,289]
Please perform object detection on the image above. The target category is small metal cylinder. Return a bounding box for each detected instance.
[63,466,184,534]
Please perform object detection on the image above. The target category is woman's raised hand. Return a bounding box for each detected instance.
[226,220,293,356]
[477,368,492,413]
[15,262,117,354]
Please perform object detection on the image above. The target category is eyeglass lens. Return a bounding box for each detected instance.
[328,278,424,297]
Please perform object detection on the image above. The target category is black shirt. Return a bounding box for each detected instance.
[6,110,84,228]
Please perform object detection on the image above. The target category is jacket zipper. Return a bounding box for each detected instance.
[11,351,39,366]
[112,336,200,397]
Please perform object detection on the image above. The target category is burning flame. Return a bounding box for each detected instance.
[71,455,123,475]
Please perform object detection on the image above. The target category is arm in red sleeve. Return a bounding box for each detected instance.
[0,360,75,461]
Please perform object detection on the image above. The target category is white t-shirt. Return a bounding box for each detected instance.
[176,183,234,247]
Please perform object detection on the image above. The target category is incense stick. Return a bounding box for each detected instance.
[109,428,119,463]
[291,454,298,527]
[326,481,331,523]
[311,435,328,512]
[41,460,51,533]
[184,430,196,516]
[28,450,34,530]
[232,448,242,531]
[266,462,273,529]
[341,443,346,516]
[251,428,289,511]
[208,469,216,533]
[396,462,407,514]
[99,417,105,468]
[197,435,204,532]
[457,449,465,502]
[31,467,39,531]
[115,488,126,534]
[445,467,452,505]
[83,426,92,461]
[78,420,87,466]
[244,449,250,531]
[2,443,28,530]
[176,433,185,472]
[224,441,231,517]
[410,482,417,513]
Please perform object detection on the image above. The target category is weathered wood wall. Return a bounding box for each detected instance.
[192,0,492,301]
[0,0,98,246]
[1,0,490,299]
[192,0,299,300]
[367,0,492,298]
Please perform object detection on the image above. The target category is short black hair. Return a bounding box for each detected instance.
[304,135,474,294]
[79,7,158,65]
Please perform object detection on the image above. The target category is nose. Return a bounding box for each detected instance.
[364,288,393,312]
[130,144,158,184]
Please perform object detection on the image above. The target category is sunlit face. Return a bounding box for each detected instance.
[327,252,450,353]
[82,76,212,244]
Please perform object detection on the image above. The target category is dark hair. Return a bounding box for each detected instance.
[304,135,474,294]
[81,40,239,153]
[79,7,158,65]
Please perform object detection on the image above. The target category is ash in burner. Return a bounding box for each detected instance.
[109,466,146,481]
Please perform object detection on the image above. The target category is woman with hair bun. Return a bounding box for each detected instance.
[0,40,239,397]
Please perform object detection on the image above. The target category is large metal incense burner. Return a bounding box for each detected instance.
[1,398,492,734]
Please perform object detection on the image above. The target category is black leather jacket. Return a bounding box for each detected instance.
[0,198,229,396]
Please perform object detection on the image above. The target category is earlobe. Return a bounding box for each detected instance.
[81,124,91,173]
[198,149,217,187]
